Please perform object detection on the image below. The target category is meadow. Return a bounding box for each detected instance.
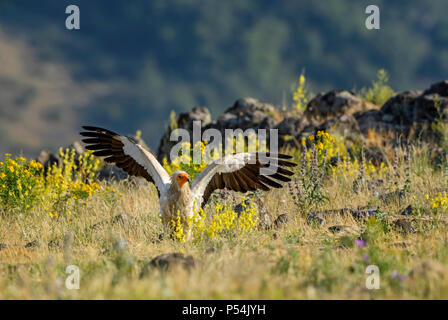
[1,129,448,300]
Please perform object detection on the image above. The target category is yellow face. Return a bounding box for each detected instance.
[176,172,190,188]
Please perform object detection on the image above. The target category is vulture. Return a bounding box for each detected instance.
[80,126,297,236]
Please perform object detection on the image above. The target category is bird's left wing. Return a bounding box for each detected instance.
[80,126,171,194]
[191,152,297,208]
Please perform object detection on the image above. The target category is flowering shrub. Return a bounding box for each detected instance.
[163,133,268,180]
[172,198,259,243]
[302,131,341,162]
[0,149,102,219]
[44,148,101,219]
[163,141,209,180]
[360,69,396,106]
[292,72,310,112]
[426,192,448,215]
[0,155,44,214]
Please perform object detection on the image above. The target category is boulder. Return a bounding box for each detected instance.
[212,97,280,130]
[317,114,361,138]
[140,253,196,275]
[422,80,448,97]
[328,225,354,234]
[274,214,290,228]
[233,196,273,229]
[393,219,416,234]
[37,150,60,169]
[97,164,129,182]
[305,90,376,121]
[156,106,212,162]
[275,117,308,148]
[355,83,448,141]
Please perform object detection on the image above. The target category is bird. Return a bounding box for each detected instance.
[80,126,297,237]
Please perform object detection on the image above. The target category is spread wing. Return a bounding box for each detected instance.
[80,126,170,195]
[191,153,297,207]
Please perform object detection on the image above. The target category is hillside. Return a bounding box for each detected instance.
[1,1,448,156]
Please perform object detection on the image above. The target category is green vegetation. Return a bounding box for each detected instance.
[360,69,396,106]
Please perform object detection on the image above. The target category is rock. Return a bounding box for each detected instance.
[156,98,283,161]
[141,253,196,275]
[363,145,387,166]
[275,117,307,136]
[393,219,416,234]
[97,164,129,182]
[307,214,324,225]
[422,80,448,97]
[367,88,448,140]
[66,141,85,156]
[275,117,309,148]
[328,225,353,234]
[233,200,251,217]
[205,247,216,254]
[350,206,381,220]
[381,91,448,127]
[354,86,448,139]
[274,214,290,228]
[367,178,385,192]
[305,90,376,121]
[48,238,61,249]
[24,240,39,249]
[308,207,381,223]
[400,205,415,216]
[233,196,272,229]
[355,109,387,134]
[156,106,212,162]
[214,97,280,130]
[178,106,212,131]
[379,190,406,204]
[272,232,278,240]
[318,114,361,138]
[37,150,60,170]
[400,205,429,216]
[380,91,422,125]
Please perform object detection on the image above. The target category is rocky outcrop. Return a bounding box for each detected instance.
[208,97,281,131]
[156,98,281,161]
[155,80,448,163]
[156,106,212,162]
[356,82,448,137]
[305,90,377,121]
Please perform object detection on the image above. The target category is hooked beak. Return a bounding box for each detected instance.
[187,177,191,183]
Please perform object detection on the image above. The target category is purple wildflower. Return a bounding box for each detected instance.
[391,270,406,281]
[355,238,367,247]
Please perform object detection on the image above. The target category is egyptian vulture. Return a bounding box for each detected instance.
[80,126,297,235]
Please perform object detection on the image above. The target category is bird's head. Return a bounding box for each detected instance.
[174,171,190,189]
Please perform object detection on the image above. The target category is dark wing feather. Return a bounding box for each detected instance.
[80,126,155,186]
[201,153,297,206]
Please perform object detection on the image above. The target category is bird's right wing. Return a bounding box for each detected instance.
[80,126,171,194]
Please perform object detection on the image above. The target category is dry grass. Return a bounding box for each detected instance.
[1,145,448,299]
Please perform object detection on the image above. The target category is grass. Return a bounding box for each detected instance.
[1,140,448,299]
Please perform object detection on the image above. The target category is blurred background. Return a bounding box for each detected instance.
[0,0,447,157]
